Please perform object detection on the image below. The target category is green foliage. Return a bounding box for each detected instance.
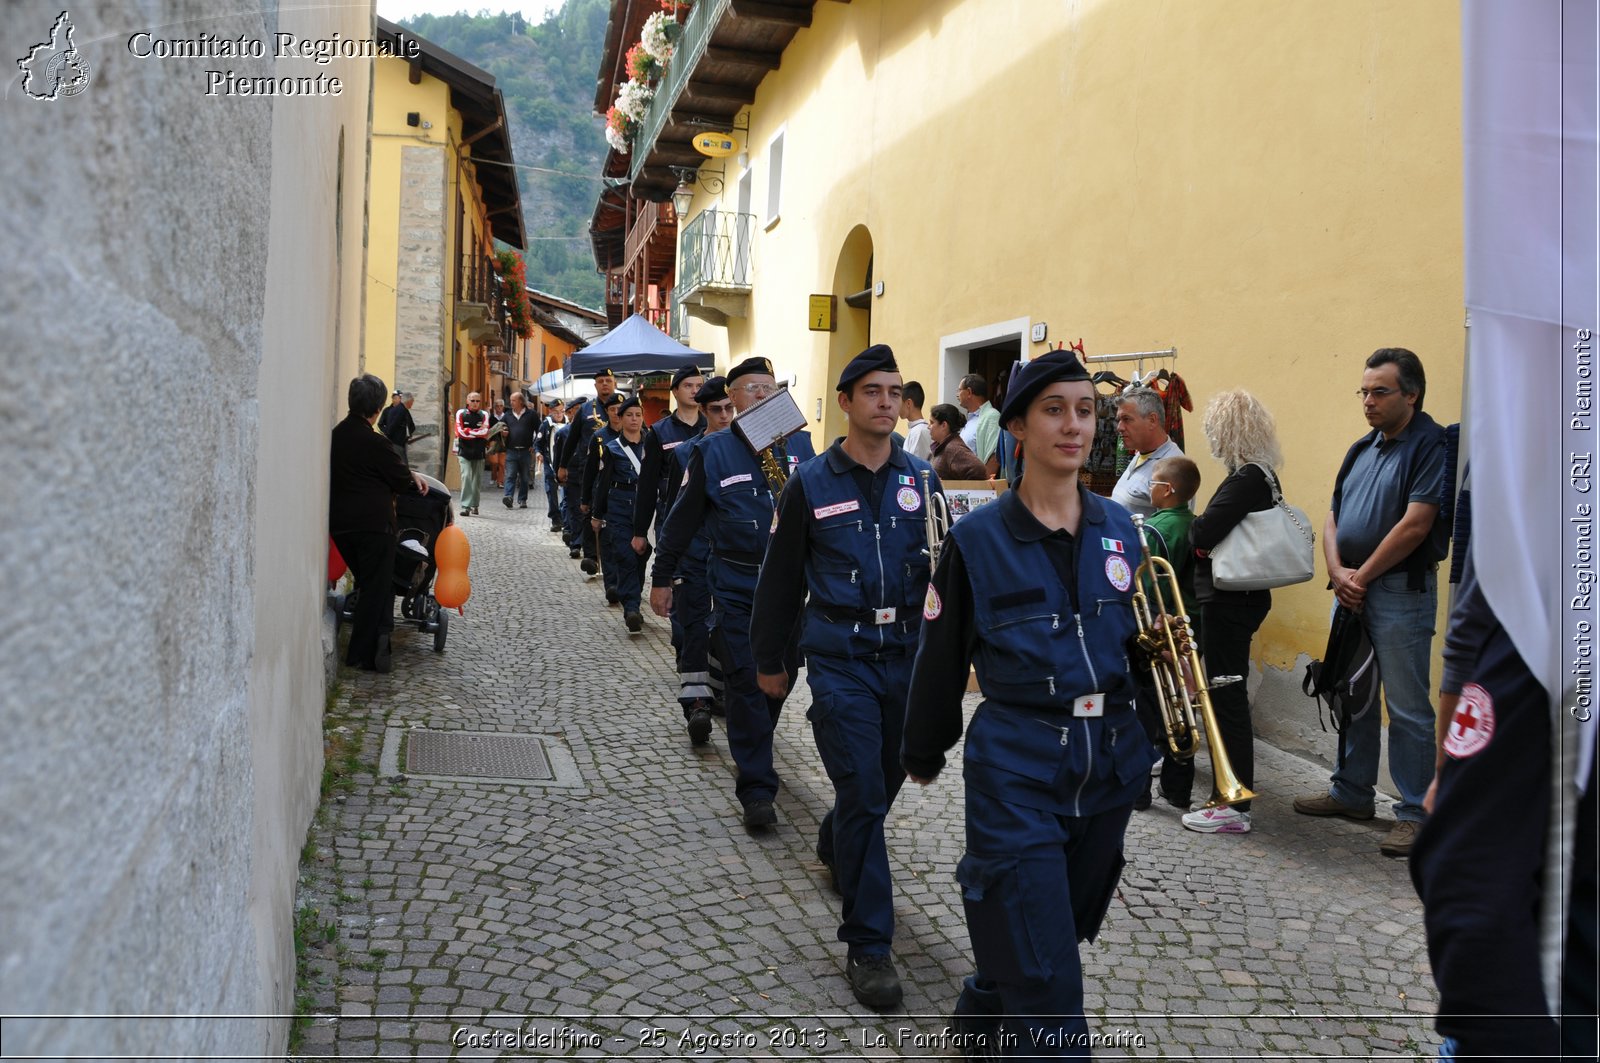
[398,0,612,309]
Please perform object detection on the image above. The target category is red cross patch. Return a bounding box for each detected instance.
[1443,682,1495,760]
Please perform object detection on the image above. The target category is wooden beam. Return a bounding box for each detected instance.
[670,108,739,129]
[704,45,782,71]
[729,0,812,27]
[681,81,757,106]
[645,144,711,167]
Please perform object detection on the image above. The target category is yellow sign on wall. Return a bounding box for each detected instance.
[808,294,836,332]
[693,131,741,158]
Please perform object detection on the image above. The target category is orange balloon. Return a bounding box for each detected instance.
[433,524,471,608]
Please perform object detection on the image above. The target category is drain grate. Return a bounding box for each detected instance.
[406,730,554,781]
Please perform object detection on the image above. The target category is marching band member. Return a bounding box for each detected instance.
[591,396,650,633]
[751,345,941,1011]
[650,356,815,829]
[902,348,1157,1057]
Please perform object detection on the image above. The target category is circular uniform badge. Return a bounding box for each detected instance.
[923,584,942,621]
[1444,681,1496,759]
[1105,554,1132,592]
[897,486,921,513]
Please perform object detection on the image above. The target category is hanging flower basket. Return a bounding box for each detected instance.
[605,106,634,154]
[625,43,662,84]
[493,249,534,338]
[641,11,679,61]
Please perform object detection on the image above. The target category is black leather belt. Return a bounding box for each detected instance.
[809,602,903,625]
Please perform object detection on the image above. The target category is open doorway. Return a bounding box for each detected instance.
[937,315,1031,413]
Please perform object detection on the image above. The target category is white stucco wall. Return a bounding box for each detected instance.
[0,1,372,1056]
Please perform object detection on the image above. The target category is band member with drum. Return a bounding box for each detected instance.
[650,356,815,830]
[902,347,1157,1056]
[751,345,942,1011]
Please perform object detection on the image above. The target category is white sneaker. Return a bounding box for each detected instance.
[1181,806,1251,834]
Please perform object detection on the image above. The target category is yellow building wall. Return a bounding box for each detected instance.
[678,0,1464,675]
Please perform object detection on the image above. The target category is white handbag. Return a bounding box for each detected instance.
[1209,463,1316,591]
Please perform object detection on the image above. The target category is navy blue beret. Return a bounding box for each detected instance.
[836,344,899,392]
[671,363,705,388]
[600,392,623,408]
[727,356,775,385]
[695,376,729,405]
[998,349,1092,424]
[617,395,641,415]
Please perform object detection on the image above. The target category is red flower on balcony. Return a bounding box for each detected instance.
[625,43,661,83]
[493,248,535,339]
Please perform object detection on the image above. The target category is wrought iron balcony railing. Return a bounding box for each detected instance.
[678,208,754,297]
[629,0,730,183]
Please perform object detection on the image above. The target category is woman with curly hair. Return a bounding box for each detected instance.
[1178,388,1287,835]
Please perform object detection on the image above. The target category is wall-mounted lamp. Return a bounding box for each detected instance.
[671,179,694,220]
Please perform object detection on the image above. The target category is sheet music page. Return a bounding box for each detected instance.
[731,388,808,452]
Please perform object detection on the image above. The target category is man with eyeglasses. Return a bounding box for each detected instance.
[1111,386,1183,519]
[1294,347,1448,858]
[649,356,816,830]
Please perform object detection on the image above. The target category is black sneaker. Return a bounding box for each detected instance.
[606,590,620,605]
[742,799,777,829]
[580,558,598,575]
[624,611,643,633]
[503,497,513,509]
[686,704,713,745]
[461,507,471,516]
[846,954,903,1011]
[569,547,581,558]
[1133,780,1153,812]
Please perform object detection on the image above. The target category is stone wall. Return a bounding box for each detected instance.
[0,0,372,1056]
[395,144,449,479]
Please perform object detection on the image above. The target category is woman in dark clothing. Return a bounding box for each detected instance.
[927,403,989,481]
[1178,388,1286,835]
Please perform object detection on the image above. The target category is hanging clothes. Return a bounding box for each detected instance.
[1154,371,1192,452]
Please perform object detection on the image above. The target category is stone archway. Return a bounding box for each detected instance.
[825,225,874,442]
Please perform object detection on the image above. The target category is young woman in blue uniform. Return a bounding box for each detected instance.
[650,356,816,829]
[584,393,624,601]
[592,396,650,632]
[751,345,941,1011]
[903,348,1158,1057]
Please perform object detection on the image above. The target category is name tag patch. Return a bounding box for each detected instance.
[720,472,753,488]
[896,486,922,512]
[1105,555,1132,592]
[813,499,860,519]
[662,440,682,449]
[1073,693,1106,718]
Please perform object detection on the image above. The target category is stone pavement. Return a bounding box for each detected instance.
[293,485,1441,1060]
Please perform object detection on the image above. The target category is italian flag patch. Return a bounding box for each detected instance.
[1101,537,1124,554]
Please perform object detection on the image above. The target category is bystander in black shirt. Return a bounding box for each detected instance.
[330,412,417,534]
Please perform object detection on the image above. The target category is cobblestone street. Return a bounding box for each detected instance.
[294,486,1440,1060]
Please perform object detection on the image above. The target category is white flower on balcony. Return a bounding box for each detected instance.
[605,124,630,154]
[615,77,654,122]
[641,11,677,64]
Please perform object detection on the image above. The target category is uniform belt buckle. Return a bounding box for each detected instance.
[1072,693,1106,718]
[873,607,896,625]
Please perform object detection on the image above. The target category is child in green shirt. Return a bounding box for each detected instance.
[1135,455,1202,810]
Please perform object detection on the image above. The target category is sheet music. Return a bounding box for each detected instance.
[731,387,808,452]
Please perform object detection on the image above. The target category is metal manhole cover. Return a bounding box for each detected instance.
[406,730,553,780]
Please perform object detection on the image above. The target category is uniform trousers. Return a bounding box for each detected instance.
[710,565,798,807]
[543,463,560,523]
[1411,622,1596,1060]
[806,652,910,958]
[560,482,582,548]
[673,548,715,717]
[332,530,395,669]
[600,517,644,613]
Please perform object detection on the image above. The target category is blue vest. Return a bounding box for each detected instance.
[696,429,816,587]
[954,489,1142,712]
[603,435,645,532]
[651,413,705,508]
[792,445,935,659]
[953,488,1155,814]
[673,431,712,564]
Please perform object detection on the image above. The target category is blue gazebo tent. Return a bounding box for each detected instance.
[566,313,712,377]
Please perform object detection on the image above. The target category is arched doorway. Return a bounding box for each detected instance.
[825,225,874,443]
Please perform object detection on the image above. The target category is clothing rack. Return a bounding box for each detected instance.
[1083,346,1178,365]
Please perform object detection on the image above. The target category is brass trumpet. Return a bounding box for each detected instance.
[1130,514,1255,809]
[920,467,951,567]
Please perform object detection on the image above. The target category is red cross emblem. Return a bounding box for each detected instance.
[1443,682,1495,759]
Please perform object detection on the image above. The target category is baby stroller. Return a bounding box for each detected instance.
[338,473,454,653]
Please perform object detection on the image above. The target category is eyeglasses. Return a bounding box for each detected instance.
[1149,480,1171,490]
[1356,387,1398,399]
[737,383,778,396]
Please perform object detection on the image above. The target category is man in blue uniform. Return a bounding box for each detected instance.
[634,363,707,544]
[903,348,1158,1056]
[558,367,618,573]
[592,396,651,632]
[535,395,565,533]
[648,376,734,746]
[751,345,940,1011]
[650,356,816,829]
[583,393,624,599]
[556,396,586,558]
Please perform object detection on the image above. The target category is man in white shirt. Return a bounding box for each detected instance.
[900,380,930,460]
[955,374,1000,474]
[1111,386,1182,518]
